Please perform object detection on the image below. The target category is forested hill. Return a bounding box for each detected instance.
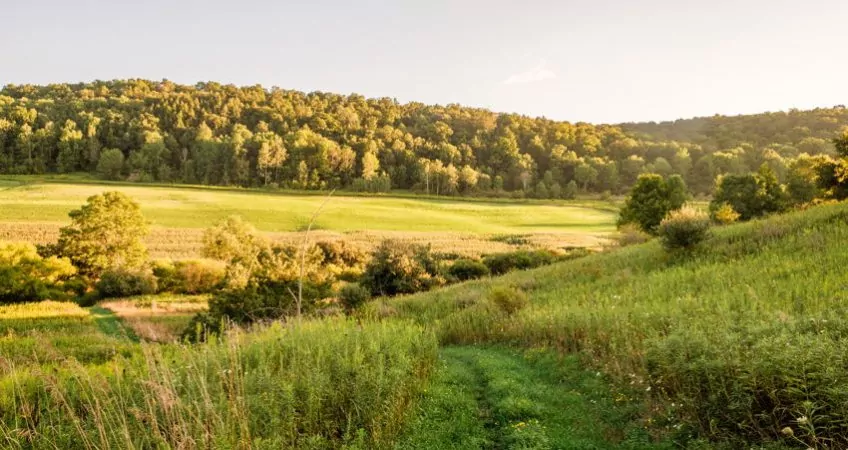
[0,80,844,196]
[621,107,847,154]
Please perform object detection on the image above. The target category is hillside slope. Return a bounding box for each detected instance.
[378,200,848,448]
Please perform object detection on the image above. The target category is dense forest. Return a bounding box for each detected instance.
[0,79,844,196]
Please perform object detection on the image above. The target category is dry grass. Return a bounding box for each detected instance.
[0,222,609,259]
[100,295,208,343]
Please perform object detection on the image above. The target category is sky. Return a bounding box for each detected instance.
[3,0,847,124]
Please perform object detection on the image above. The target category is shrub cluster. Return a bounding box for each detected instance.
[0,242,77,304]
[447,258,490,281]
[657,206,711,251]
[95,269,158,298]
[483,250,557,275]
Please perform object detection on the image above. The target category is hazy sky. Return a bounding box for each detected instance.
[3,0,847,123]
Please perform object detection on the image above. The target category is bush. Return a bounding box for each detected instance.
[483,250,556,276]
[709,165,789,221]
[360,240,443,296]
[448,259,490,281]
[489,286,528,315]
[0,242,78,304]
[711,202,741,225]
[615,223,652,247]
[338,284,371,312]
[657,206,711,251]
[152,259,225,294]
[174,260,226,294]
[96,269,158,298]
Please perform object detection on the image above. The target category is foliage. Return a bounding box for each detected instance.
[711,202,740,224]
[338,283,371,312]
[55,191,148,277]
[482,249,557,275]
[96,268,158,298]
[615,223,652,247]
[617,174,688,233]
[488,286,528,315]
[96,148,125,180]
[202,215,267,265]
[447,258,490,281]
[0,318,437,449]
[709,164,789,221]
[0,241,77,304]
[385,200,848,448]
[1,80,842,199]
[657,206,711,251]
[360,240,443,296]
[154,259,226,294]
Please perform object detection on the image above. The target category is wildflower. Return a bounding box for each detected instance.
[797,416,809,425]
[780,427,794,436]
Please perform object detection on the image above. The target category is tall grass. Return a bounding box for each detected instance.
[0,318,437,449]
[375,201,848,447]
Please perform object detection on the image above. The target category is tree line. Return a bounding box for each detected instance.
[1,79,845,196]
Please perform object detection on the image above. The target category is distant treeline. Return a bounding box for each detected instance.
[0,79,844,196]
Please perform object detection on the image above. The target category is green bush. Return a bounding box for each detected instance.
[360,240,443,296]
[483,250,556,276]
[96,269,158,298]
[0,242,77,304]
[488,286,528,315]
[338,283,371,312]
[174,260,226,294]
[657,206,711,251]
[447,259,490,281]
[617,173,688,233]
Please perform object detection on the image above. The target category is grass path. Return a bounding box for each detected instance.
[397,346,673,450]
[89,306,140,343]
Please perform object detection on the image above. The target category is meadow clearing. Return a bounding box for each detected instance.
[0,178,616,258]
[0,176,844,448]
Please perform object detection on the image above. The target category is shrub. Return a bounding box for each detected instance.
[338,284,371,312]
[711,202,741,225]
[657,206,711,251]
[483,250,556,276]
[96,269,158,298]
[0,242,77,304]
[709,165,789,221]
[489,286,528,315]
[174,260,226,294]
[360,240,443,296]
[615,223,652,247]
[448,259,490,281]
[200,279,333,329]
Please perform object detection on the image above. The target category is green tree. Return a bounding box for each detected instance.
[96,148,125,180]
[56,192,149,278]
[709,165,788,221]
[618,173,688,233]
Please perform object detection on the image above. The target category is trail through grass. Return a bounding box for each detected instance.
[397,346,672,450]
[89,306,139,342]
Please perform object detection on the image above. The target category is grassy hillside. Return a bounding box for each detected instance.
[375,200,848,448]
[0,179,616,258]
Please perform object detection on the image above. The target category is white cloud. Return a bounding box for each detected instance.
[502,60,556,85]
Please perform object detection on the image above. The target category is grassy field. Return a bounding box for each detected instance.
[0,179,616,258]
[372,201,848,448]
[3,176,844,447]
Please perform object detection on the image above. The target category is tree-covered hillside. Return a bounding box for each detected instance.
[0,80,844,196]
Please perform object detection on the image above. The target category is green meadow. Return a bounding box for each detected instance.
[0,179,616,233]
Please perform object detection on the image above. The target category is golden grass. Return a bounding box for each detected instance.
[100,295,209,343]
[0,222,609,259]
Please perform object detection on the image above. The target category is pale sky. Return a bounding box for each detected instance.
[3,0,847,123]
